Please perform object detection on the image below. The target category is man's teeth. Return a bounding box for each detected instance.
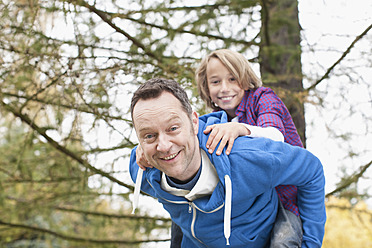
[164,153,177,160]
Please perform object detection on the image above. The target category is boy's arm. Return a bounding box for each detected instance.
[242,124,284,142]
[204,122,284,156]
[129,147,156,196]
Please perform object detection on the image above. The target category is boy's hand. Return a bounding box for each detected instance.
[136,144,153,170]
[203,122,250,155]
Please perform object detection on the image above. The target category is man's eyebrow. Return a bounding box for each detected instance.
[168,112,182,120]
[168,115,186,125]
[136,124,157,135]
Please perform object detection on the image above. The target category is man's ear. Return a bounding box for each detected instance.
[192,111,199,135]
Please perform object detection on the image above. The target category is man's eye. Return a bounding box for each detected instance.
[170,126,178,132]
[144,134,155,139]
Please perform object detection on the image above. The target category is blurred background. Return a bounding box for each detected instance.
[0,0,371,247]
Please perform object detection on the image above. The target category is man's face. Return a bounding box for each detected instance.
[132,92,200,181]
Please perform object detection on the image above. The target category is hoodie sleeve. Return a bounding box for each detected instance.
[269,143,326,248]
[230,138,326,248]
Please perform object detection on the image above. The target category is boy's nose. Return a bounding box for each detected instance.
[220,80,229,91]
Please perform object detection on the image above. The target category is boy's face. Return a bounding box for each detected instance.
[132,92,201,182]
[206,57,245,118]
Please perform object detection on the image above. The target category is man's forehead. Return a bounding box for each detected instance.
[134,92,180,109]
[135,111,182,130]
[132,92,185,126]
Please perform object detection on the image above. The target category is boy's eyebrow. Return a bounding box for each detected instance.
[208,73,233,79]
[208,75,219,80]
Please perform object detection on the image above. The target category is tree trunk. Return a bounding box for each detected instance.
[259,0,306,146]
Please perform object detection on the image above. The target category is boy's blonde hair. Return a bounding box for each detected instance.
[196,49,262,110]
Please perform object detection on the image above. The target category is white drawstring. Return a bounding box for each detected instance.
[132,167,233,246]
[224,175,232,245]
[132,169,143,214]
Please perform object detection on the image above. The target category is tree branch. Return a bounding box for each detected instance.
[326,159,372,198]
[2,91,131,122]
[0,23,196,63]
[306,23,372,91]
[109,13,258,46]
[0,98,135,192]
[69,0,160,61]
[124,3,231,15]
[0,220,170,244]
[19,71,67,113]
[69,0,258,49]
[3,177,81,184]
[55,206,171,222]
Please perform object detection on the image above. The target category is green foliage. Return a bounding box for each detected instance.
[0,0,371,246]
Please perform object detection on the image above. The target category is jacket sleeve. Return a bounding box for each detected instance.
[230,138,326,247]
[268,141,326,248]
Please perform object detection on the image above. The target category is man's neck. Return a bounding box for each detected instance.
[160,149,219,201]
[167,164,202,190]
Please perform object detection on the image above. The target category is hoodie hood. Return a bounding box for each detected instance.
[198,111,232,181]
[198,111,232,245]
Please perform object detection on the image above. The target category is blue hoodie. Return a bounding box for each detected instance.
[129,111,326,247]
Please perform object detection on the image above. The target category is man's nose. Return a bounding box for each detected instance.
[156,133,172,152]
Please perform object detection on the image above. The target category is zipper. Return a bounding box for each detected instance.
[189,202,204,245]
[147,177,225,246]
[188,201,225,246]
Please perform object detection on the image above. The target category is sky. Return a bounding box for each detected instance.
[299,0,372,202]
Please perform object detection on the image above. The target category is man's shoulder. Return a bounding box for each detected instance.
[198,111,228,123]
[231,135,303,157]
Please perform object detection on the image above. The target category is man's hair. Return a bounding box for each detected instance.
[195,49,262,110]
[130,78,193,121]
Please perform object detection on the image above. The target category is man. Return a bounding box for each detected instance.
[129,78,326,247]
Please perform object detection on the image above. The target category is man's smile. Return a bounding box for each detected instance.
[161,151,181,161]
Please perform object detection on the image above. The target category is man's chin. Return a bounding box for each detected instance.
[164,168,184,180]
